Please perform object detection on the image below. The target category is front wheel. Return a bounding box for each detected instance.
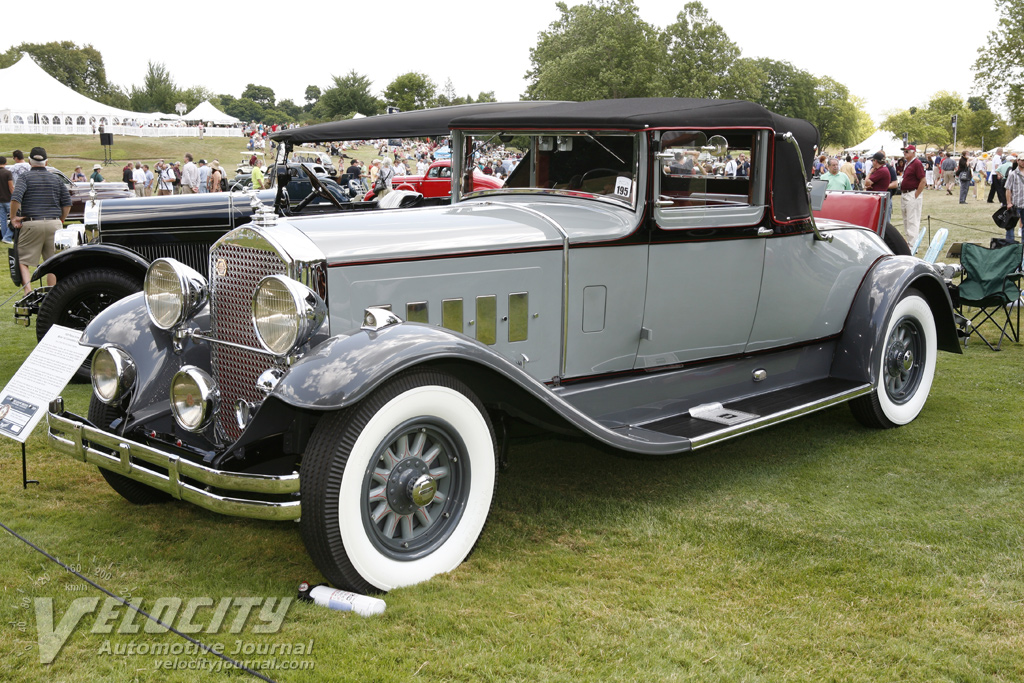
[299,371,496,593]
[849,290,937,428]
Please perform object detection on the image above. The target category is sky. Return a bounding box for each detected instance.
[1,0,1003,128]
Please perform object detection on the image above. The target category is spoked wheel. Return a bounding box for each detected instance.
[37,268,142,382]
[300,371,496,593]
[850,289,937,428]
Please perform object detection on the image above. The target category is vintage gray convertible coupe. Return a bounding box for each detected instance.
[47,99,960,593]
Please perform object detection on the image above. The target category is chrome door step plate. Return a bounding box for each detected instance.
[638,377,872,450]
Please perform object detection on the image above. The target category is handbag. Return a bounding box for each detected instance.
[8,241,20,287]
[959,169,971,182]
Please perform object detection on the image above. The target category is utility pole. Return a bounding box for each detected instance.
[951,114,958,153]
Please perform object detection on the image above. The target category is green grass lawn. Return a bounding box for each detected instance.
[0,141,1022,681]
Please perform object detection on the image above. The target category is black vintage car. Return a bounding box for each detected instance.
[14,104,530,378]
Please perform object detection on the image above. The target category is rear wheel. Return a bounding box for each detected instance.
[88,396,172,505]
[37,268,142,382]
[300,371,496,593]
[883,222,911,256]
[850,290,937,428]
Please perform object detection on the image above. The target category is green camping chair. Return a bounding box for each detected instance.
[956,242,1023,350]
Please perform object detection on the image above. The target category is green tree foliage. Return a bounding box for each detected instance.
[0,42,120,104]
[973,0,1024,125]
[241,84,276,108]
[277,99,303,119]
[304,85,321,105]
[384,72,438,111]
[811,77,862,149]
[312,71,382,120]
[881,107,951,149]
[662,2,738,98]
[223,97,264,123]
[524,0,667,100]
[128,62,177,114]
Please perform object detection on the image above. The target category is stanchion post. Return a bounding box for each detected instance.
[22,443,38,489]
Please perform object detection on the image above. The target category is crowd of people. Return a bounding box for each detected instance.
[813,146,1024,245]
[82,154,231,196]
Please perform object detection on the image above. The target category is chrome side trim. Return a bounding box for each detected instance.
[47,408,300,521]
[686,383,871,450]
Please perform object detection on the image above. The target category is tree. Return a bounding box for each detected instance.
[128,61,177,114]
[524,0,667,101]
[223,97,264,123]
[810,77,863,149]
[312,71,381,120]
[277,99,303,119]
[241,84,275,108]
[384,72,437,111]
[0,42,120,105]
[748,58,818,122]
[880,108,949,149]
[304,85,321,112]
[662,2,738,99]
[717,57,766,102]
[973,0,1024,125]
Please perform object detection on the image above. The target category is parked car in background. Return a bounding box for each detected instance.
[290,148,337,176]
[46,99,960,596]
[47,167,133,221]
[363,159,503,200]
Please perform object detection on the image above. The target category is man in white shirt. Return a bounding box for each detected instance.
[157,161,175,196]
[181,154,200,193]
[724,155,737,177]
[132,163,146,197]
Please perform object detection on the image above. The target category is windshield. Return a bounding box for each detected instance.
[459,132,639,208]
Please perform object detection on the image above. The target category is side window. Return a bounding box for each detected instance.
[427,167,440,179]
[656,130,761,228]
[438,166,452,178]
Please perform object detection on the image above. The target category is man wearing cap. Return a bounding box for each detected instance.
[899,146,926,245]
[864,152,894,227]
[9,147,70,294]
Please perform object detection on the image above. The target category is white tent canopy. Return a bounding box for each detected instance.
[182,100,239,126]
[1001,135,1024,153]
[844,130,904,155]
[0,53,160,126]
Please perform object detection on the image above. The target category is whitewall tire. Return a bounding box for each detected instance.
[300,371,496,593]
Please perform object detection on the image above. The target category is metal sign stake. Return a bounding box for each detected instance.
[22,443,38,488]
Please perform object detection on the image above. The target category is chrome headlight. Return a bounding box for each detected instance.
[252,275,326,355]
[91,345,136,404]
[53,227,83,252]
[170,366,218,433]
[144,258,208,330]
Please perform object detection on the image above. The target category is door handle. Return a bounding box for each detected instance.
[757,227,773,237]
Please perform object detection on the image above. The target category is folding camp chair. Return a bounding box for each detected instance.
[956,242,1023,350]
[921,228,948,263]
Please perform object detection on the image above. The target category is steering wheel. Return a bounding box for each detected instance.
[580,168,622,183]
[297,164,344,211]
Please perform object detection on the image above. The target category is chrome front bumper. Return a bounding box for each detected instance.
[47,399,300,521]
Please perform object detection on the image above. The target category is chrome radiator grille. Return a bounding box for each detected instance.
[209,241,287,441]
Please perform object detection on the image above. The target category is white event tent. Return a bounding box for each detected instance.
[844,130,905,155]
[1001,134,1024,153]
[182,100,240,126]
[0,53,159,129]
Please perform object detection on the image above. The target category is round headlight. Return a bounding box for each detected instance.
[252,275,326,355]
[170,366,218,433]
[144,258,208,330]
[91,345,136,404]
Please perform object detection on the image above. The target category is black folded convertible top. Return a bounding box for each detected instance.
[269,101,559,144]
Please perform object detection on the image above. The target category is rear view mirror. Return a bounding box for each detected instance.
[809,179,828,211]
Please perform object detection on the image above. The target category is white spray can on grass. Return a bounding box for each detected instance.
[297,581,387,617]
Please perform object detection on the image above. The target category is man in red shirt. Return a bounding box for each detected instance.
[864,151,894,227]
[899,145,926,246]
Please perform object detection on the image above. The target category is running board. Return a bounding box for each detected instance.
[633,378,872,450]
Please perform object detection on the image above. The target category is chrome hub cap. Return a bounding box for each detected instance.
[361,420,469,560]
[883,316,924,404]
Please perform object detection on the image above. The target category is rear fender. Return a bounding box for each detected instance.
[832,256,961,386]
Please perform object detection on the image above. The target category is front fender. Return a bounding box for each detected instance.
[832,256,961,386]
[271,322,538,410]
[31,243,150,283]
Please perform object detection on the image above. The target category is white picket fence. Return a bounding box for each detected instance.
[0,124,242,137]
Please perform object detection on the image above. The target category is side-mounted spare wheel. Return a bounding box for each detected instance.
[87,395,172,505]
[299,370,497,594]
[37,268,143,382]
[850,289,937,428]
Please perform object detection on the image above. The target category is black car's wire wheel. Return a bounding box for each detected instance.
[300,370,496,593]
